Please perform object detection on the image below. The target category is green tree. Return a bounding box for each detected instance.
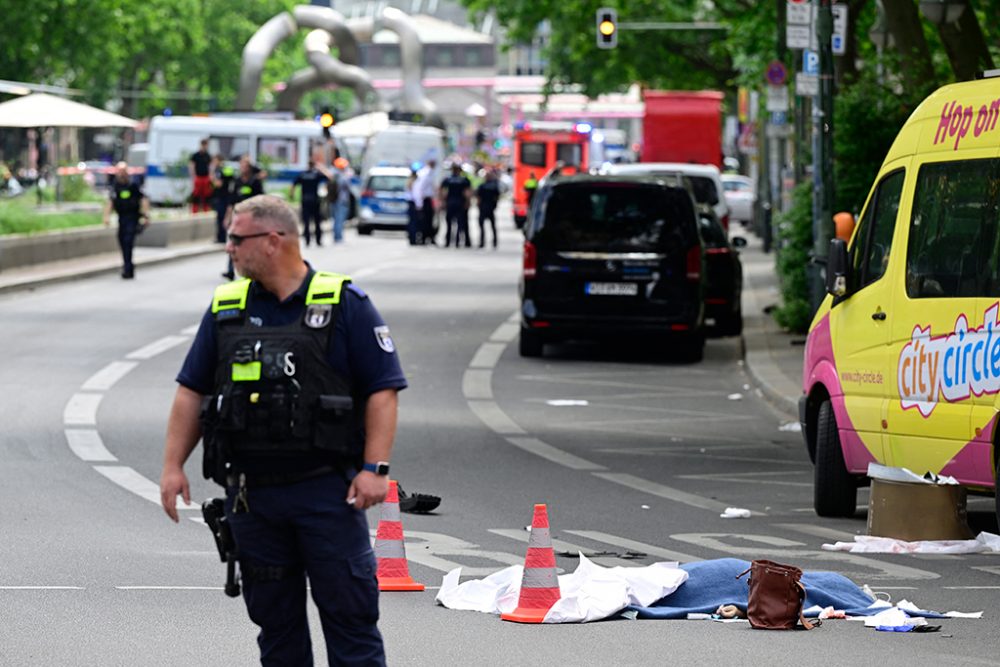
[0,0,306,116]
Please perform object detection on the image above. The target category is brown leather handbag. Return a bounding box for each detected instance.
[736,560,817,630]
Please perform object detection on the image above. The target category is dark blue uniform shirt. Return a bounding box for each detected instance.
[177,269,407,475]
[293,168,328,203]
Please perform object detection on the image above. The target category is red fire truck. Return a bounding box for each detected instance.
[512,121,590,228]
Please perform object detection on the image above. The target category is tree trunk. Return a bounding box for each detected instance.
[881,0,937,90]
[937,6,995,81]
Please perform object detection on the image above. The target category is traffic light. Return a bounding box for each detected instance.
[596,8,617,49]
[319,107,335,138]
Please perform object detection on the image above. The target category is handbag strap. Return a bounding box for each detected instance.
[796,581,817,630]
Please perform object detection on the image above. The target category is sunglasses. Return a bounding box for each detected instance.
[227,231,285,246]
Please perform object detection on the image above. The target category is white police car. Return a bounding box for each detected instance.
[357,166,412,235]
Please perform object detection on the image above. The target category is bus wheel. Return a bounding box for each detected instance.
[814,400,857,517]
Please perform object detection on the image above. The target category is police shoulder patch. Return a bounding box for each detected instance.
[373,325,395,353]
[304,304,333,329]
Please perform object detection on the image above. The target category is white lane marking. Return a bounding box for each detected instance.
[462,369,493,400]
[64,429,117,462]
[669,533,939,581]
[605,448,810,466]
[591,472,735,513]
[504,437,606,471]
[489,529,640,568]
[565,530,700,564]
[81,361,139,391]
[351,254,409,279]
[469,342,505,369]
[489,322,520,343]
[506,311,519,324]
[378,529,523,577]
[675,471,812,488]
[125,335,189,360]
[63,393,102,426]
[943,586,1000,590]
[180,324,200,336]
[93,466,197,510]
[773,523,858,542]
[116,586,222,591]
[0,586,85,590]
[972,566,1000,577]
[466,400,525,435]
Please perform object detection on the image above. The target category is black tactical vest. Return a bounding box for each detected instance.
[199,273,360,484]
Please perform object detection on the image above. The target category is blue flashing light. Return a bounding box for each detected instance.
[575,122,593,134]
[163,108,173,117]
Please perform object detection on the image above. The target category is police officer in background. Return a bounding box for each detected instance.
[210,154,235,243]
[160,194,405,666]
[290,159,328,247]
[438,163,472,248]
[102,161,149,279]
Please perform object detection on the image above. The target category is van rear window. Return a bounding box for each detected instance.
[906,158,1000,298]
[537,184,696,252]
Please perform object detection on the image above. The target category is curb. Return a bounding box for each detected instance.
[739,258,801,421]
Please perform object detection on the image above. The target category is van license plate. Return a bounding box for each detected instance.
[586,282,638,296]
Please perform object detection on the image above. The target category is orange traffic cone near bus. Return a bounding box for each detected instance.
[374,479,425,591]
[501,503,561,623]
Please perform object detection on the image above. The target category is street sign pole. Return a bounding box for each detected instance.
[811,0,835,313]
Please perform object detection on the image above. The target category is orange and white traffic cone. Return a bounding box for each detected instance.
[501,503,561,623]
[374,479,425,592]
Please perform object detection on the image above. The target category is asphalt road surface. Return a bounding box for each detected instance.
[2,213,998,666]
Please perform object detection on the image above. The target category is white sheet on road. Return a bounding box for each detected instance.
[821,531,1000,554]
[435,554,689,623]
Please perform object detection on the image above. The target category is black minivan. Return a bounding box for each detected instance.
[519,175,706,360]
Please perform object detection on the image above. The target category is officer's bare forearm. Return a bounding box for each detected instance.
[363,389,398,463]
[164,385,204,470]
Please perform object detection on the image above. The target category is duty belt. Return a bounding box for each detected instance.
[225,465,339,488]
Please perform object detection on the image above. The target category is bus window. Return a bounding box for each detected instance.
[520,142,546,168]
[556,143,582,167]
[258,136,300,165]
[210,136,250,161]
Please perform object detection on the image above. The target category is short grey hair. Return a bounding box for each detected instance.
[233,194,299,235]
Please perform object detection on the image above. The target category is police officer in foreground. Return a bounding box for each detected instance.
[159,194,406,665]
[102,161,149,279]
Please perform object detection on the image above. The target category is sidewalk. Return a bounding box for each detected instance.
[737,232,806,419]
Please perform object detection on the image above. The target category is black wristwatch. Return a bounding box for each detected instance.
[362,461,390,476]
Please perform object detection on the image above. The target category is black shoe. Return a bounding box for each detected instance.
[121,271,134,280]
[221,271,234,280]
[397,484,441,514]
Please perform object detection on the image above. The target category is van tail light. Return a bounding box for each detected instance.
[361,189,374,198]
[523,241,537,279]
[705,247,730,255]
[720,213,730,231]
[686,246,702,281]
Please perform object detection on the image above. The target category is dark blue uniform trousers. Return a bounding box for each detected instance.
[117,217,140,276]
[226,472,385,666]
